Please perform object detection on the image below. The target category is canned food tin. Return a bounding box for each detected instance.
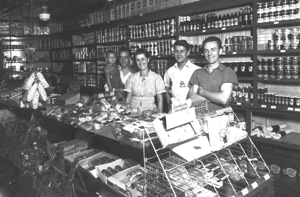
[241,38,248,51]
[283,57,290,65]
[257,60,263,78]
[295,97,300,107]
[263,13,270,22]
[264,93,269,104]
[247,37,253,50]
[268,40,275,50]
[258,3,263,14]
[261,93,265,104]
[274,94,279,105]
[275,11,283,21]
[276,64,284,79]
[270,12,276,21]
[258,13,264,23]
[291,38,299,49]
[291,64,299,79]
[289,0,296,9]
[285,95,290,106]
[276,1,283,11]
[284,64,292,79]
[270,1,276,12]
[292,56,299,65]
[264,2,270,12]
[282,10,289,20]
[282,0,289,10]
[283,40,291,49]
[289,96,295,107]
[275,39,283,50]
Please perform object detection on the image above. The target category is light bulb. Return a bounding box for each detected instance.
[39,6,50,21]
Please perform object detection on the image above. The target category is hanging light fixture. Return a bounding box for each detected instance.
[39,5,50,21]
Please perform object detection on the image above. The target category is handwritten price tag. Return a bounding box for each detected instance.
[261,105,267,108]
[202,30,206,33]
[280,50,286,53]
[237,102,241,105]
[271,106,276,109]
[221,27,226,30]
[288,107,294,111]
[295,108,300,112]
[233,52,237,54]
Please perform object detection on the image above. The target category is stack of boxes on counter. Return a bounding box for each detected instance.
[128,19,175,39]
[179,6,253,32]
[257,57,300,80]
[257,0,300,23]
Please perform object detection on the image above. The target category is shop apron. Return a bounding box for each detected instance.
[132,96,157,112]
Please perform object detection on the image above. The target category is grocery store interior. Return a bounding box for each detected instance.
[0,0,300,197]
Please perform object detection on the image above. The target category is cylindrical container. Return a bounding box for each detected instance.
[276,1,283,11]
[268,59,276,78]
[268,40,275,50]
[289,96,295,107]
[258,59,263,78]
[274,94,279,105]
[262,59,269,78]
[247,36,253,50]
[295,97,300,107]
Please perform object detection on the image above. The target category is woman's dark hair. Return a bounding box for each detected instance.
[202,36,222,49]
[174,40,190,51]
[134,48,150,59]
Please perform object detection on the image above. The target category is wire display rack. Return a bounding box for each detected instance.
[144,132,272,197]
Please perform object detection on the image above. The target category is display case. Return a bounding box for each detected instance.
[138,107,274,197]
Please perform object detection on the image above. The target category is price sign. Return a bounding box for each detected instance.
[288,107,294,111]
[274,21,279,24]
[271,106,276,109]
[295,108,300,112]
[280,50,286,53]
[221,27,226,30]
[233,52,237,54]
[237,102,241,105]
[261,105,267,108]
[251,182,258,189]
[202,30,206,32]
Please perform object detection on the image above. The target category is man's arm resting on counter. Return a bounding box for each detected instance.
[197,83,233,105]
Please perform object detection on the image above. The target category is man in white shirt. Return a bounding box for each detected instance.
[164,40,200,110]
[119,47,135,86]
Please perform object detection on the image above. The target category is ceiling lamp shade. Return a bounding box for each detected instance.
[39,6,50,21]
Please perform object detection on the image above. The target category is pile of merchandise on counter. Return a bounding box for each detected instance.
[251,123,294,140]
[45,91,160,149]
